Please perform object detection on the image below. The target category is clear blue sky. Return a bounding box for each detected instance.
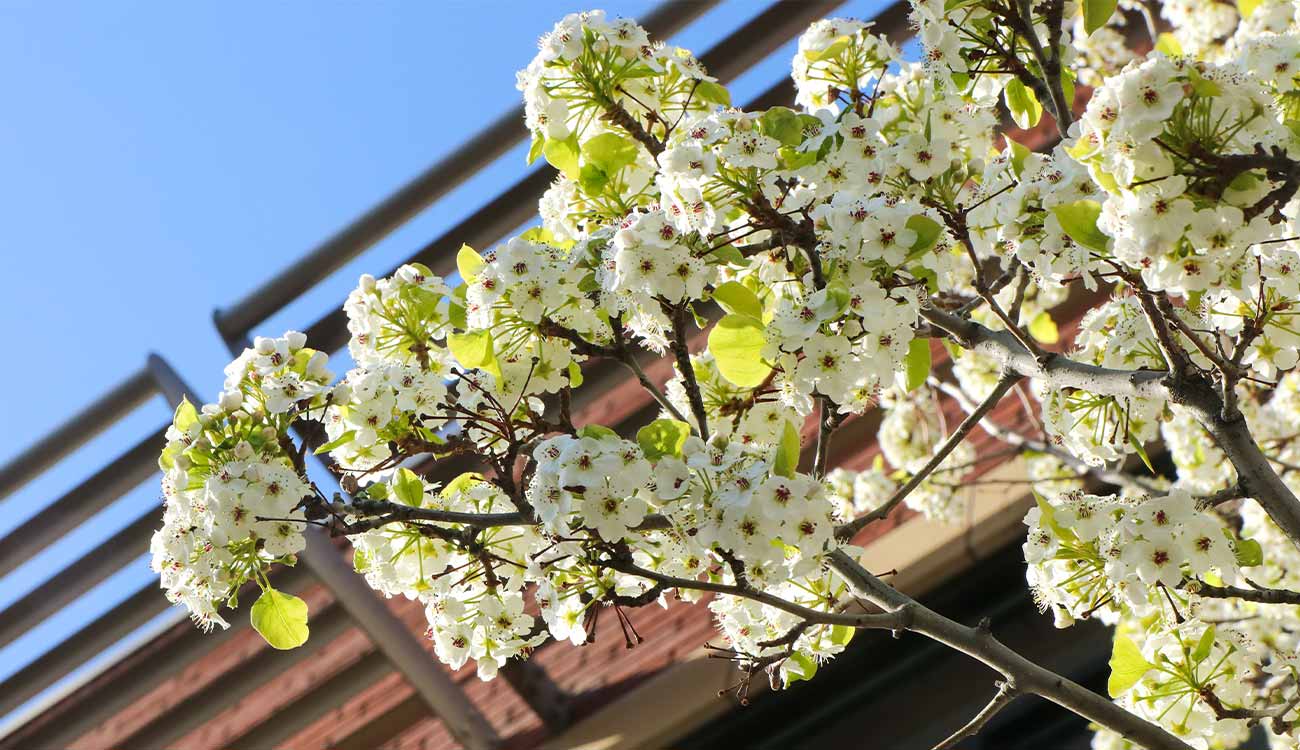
[0,0,894,726]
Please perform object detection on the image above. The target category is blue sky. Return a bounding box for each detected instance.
[0,0,897,726]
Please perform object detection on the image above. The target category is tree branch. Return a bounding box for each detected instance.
[931,680,1019,750]
[836,372,1021,540]
[825,550,1195,750]
[922,305,1300,550]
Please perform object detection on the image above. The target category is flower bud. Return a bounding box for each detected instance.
[254,337,276,355]
[285,330,308,351]
[218,390,243,411]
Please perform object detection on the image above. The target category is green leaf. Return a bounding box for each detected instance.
[1235,537,1263,567]
[1028,311,1060,344]
[760,106,804,147]
[695,80,731,107]
[637,419,692,460]
[447,330,500,378]
[708,313,771,388]
[1004,78,1043,130]
[711,281,763,320]
[1155,32,1183,57]
[174,396,199,432]
[830,624,855,647]
[1107,634,1153,697]
[251,587,310,650]
[568,361,584,388]
[1051,200,1109,253]
[785,652,818,684]
[578,424,619,441]
[578,163,610,195]
[1191,625,1217,664]
[314,430,356,455]
[778,145,818,171]
[1083,0,1118,34]
[803,35,851,63]
[1007,137,1031,177]
[393,467,425,506]
[1033,491,1072,540]
[527,132,545,165]
[906,214,944,254]
[1188,67,1222,97]
[774,420,801,478]
[904,338,931,392]
[543,134,581,180]
[442,471,486,498]
[1130,431,1156,474]
[457,243,484,283]
[582,132,639,175]
[1237,0,1261,19]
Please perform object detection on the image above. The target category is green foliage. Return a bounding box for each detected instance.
[904,338,931,392]
[708,313,771,387]
[1083,0,1118,35]
[1004,78,1043,130]
[1107,633,1154,697]
[457,243,485,282]
[637,419,692,460]
[251,587,310,650]
[394,467,425,506]
[774,419,801,478]
[711,281,764,320]
[448,330,502,379]
[1052,200,1110,252]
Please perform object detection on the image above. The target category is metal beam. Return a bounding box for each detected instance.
[0,584,167,719]
[0,367,154,503]
[299,527,501,749]
[212,0,719,344]
[0,564,313,750]
[0,509,155,650]
[303,0,854,355]
[0,426,163,579]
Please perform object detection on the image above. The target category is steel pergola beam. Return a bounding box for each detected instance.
[0,367,154,503]
[212,0,720,345]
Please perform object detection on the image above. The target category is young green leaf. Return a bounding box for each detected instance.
[314,430,356,455]
[578,424,620,441]
[251,587,310,651]
[784,651,819,684]
[708,313,771,388]
[1083,0,1118,35]
[1235,537,1263,567]
[456,243,485,283]
[830,624,855,647]
[393,467,425,506]
[695,80,731,107]
[1237,0,1261,19]
[906,214,944,254]
[1107,634,1153,697]
[1191,625,1217,664]
[760,106,804,147]
[173,396,199,432]
[1051,200,1110,253]
[1155,32,1184,57]
[904,338,932,392]
[637,419,692,460]
[543,134,582,180]
[711,280,764,320]
[1003,78,1043,130]
[448,330,500,378]
[774,419,801,478]
[527,132,545,165]
[582,132,640,175]
[1028,311,1060,344]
